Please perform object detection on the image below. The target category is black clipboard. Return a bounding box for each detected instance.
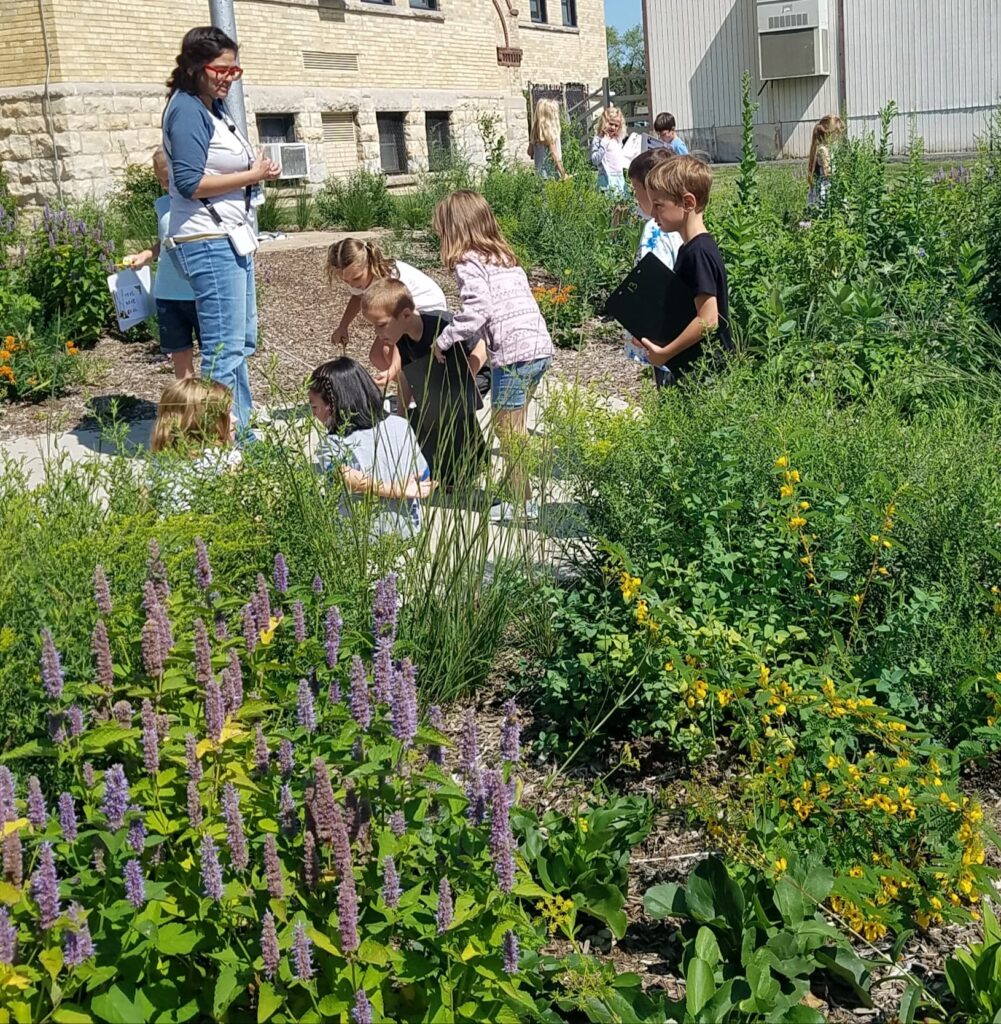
[403,351,486,488]
[603,252,696,346]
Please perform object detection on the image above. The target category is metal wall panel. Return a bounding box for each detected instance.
[645,0,1000,159]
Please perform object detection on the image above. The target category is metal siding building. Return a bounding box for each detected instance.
[643,0,1000,160]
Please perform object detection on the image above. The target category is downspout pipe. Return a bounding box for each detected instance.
[208,0,249,136]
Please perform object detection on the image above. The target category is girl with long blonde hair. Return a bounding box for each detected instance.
[590,104,628,194]
[431,190,554,524]
[150,377,242,511]
[528,98,568,180]
[807,113,844,207]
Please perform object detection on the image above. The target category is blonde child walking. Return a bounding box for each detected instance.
[590,105,628,195]
[528,98,569,181]
[431,190,554,524]
[807,114,845,208]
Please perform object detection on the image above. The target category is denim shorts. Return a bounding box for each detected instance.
[156,298,200,354]
[491,357,551,411]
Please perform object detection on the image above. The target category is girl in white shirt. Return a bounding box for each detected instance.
[590,105,628,195]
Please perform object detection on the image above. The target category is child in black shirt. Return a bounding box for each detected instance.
[632,156,733,384]
[361,278,487,488]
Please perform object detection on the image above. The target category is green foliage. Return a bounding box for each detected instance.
[606,24,646,77]
[106,162,162,249]
[256,187,284,233]
[645,856,872,1020]
[291,187,315,232]
[315,171,392,231]
[0,162,15,222]
[514,795,652,938]
[477,113,507,173]
[0,321,86,400]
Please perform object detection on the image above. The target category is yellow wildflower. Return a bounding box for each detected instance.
[774,857,787,874]
[852,594,863,606]
[870,534,880,544]
[799,501,810,510]
[774,455,789,468]
[780,484,794,498]
[716,689,734,708]
[788,516,807,529]
[849,866,863,879]
[784,469,801,484]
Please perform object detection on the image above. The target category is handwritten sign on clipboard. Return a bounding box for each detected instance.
[107,266,154,332]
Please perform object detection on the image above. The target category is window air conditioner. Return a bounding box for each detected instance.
[757,0,831,80]
[262,142,311,180]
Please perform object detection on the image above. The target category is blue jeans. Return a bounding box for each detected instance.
[491,357,551,410]
[175,237,257,433]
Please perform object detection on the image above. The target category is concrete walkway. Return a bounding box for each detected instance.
[257,229,385,252]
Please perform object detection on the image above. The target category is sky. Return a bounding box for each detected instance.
[604,0,643,33]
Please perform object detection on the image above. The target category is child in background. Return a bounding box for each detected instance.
[654,112,689,156]
[123,148,199,379]
[149,377,241,511]
[622,149,684,370]
[361,279,487,490]
[528,98,569,180]
[633,156,733,384]
[590,106,628,195]
[431,190,554,524]
[308,356,432,538]
[327,238,447,352]
[807,114,844,208]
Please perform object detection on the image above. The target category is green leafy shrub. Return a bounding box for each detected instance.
[22,206,114,346]
[106,162,162,249]
[0,322,85,400]
[256,188,285,233]
[315,171,392,231]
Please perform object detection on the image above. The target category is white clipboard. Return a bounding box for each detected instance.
[107,266,154,332]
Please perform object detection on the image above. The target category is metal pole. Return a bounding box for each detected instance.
[208,0,248,136]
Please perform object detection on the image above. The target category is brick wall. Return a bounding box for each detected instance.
[0,0,55,89]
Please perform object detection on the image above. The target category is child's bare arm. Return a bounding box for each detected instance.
[636,294,719,367]
[332,295,362,347]
[466,339,487,376]
[339,467,435,500]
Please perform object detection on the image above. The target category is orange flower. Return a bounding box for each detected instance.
[3,335,14,348]
[65,341,79,356]
[0,365,15,381]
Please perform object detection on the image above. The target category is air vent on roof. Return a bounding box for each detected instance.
[302,51,359,72]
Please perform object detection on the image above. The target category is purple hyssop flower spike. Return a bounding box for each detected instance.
[102,764,130,830]
[488,771,516,893]
[264,834,284,899]
[92,620,114,694]
[303,830,319,891]
[325,606,342,669]
[193,618,212,686]
[465,770,486,825]
[66,706,83,742]
[310,759,337,843]
[312,574,324,595]
[204,680,225,744]
[273,553,289,594]
[391,659,418,748]
[48,712,66,745]
[224,649,244,713]
[254,724,269,774]
[500,699,521,762]
[427,704,445,766]
[58,793,78,842]
[128,818,146,854]
[123,859,146,908]
[111,700,133,728]
[63,904,94,968]
[93,564,112,616]
[92,848,105,875]
[278,739,294,778]
[82,763,95,790]
[186,780,203,828]
[279,783,298,836]
[242,604,258,654]
[261,911,280,979]
[141,700,160,775]
[338,875,359,952]
[3,833,23,886]
[390,810,406,837]
[0,768,15,823]
[293,601,306,644]
[254,574,272,632]
[292,921,313,980]
[200,835,224,900]
[40,629,64,699]
[382,856,401,908]
[26,776,46,829]
[503,930,519,974]
[141,593,166,677]
[372,636,394,704]
[437,877,453,933]
[222,782,249,872]
[147,539,170,601]
[459,709,479,777]
[330,805,352,880]
[194,537,212,591]
[349,657,371,730]
[352,990,374,1024]
[185,733,202,782]
[0,908,15,966]
[32,843,60,928]
[297,679,316,734]
[214,611,228,641]
[372,573,398,642]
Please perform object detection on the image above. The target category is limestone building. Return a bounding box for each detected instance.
[0,0,608,208]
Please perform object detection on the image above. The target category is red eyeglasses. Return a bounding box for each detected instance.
[205,64,243,80]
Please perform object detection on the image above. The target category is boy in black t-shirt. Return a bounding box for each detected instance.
[632,155,733,384]
[361,279,487,488]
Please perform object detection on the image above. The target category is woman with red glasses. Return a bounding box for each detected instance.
[161,26,280,439]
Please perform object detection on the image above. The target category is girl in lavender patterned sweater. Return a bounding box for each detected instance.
[432,190,554,523]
